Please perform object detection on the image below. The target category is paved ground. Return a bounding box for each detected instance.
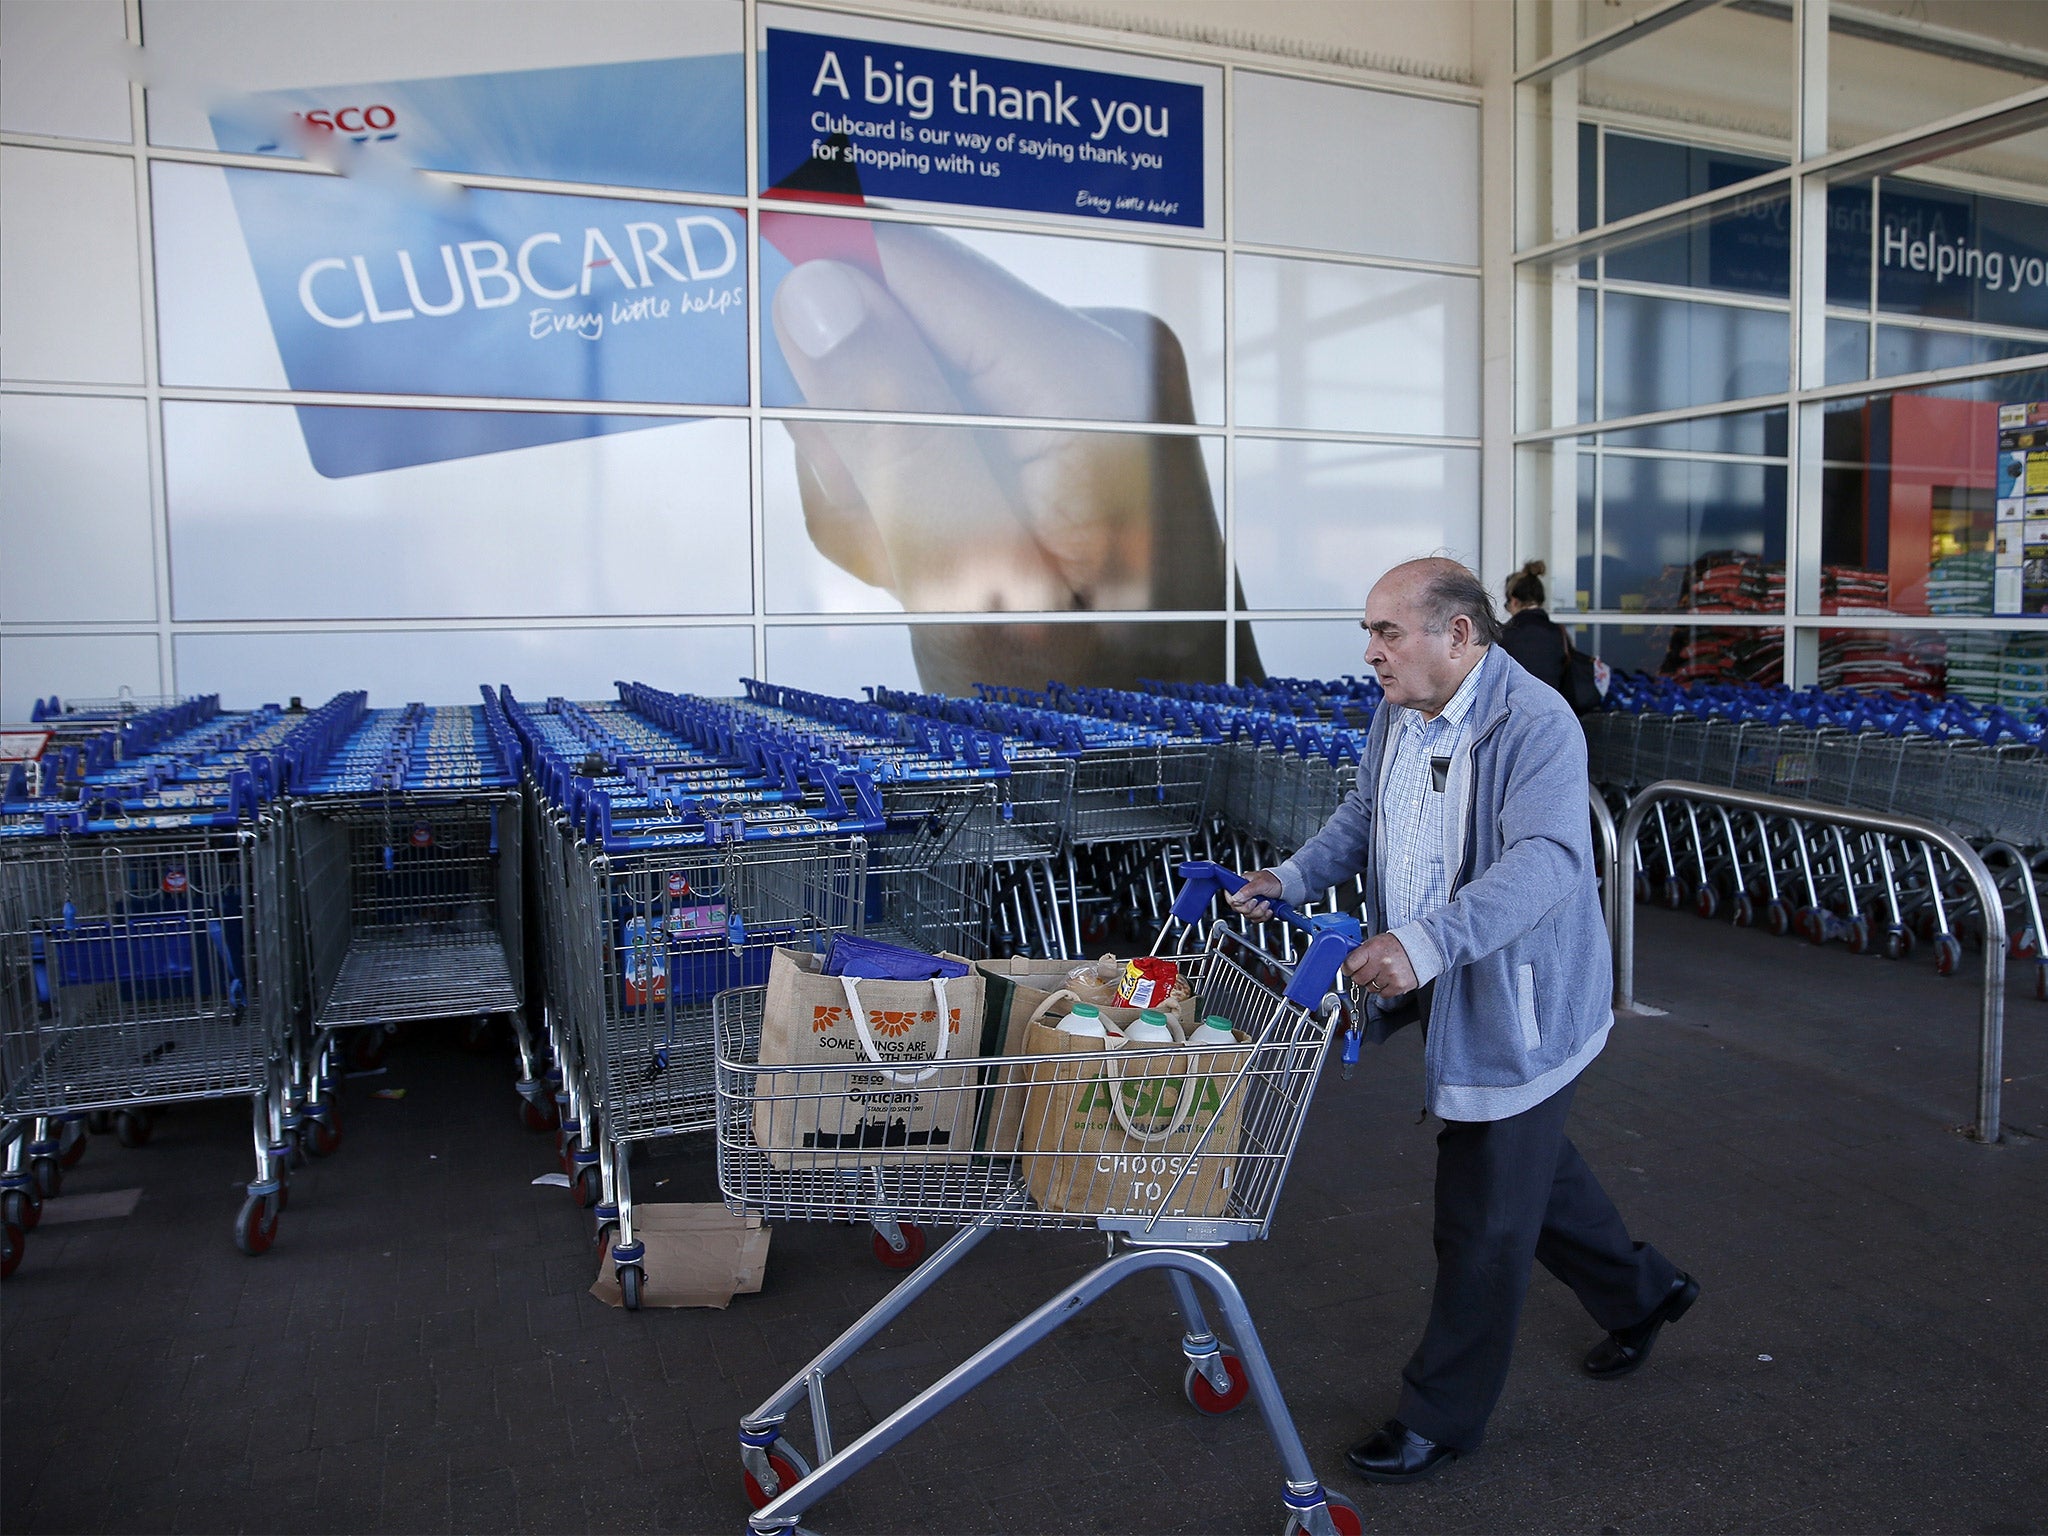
[4,905,2044,1535]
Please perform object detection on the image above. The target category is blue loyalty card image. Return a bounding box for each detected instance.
[211,56,745,196]
[219,170,749,477]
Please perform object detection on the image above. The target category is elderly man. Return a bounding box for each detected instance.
[1230,557,1697,1483]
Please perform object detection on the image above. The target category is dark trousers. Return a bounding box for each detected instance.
[1393,1077,1677,1450]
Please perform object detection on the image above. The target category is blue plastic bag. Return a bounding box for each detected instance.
[822,933,968,981]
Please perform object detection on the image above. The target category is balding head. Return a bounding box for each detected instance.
[1361,558,1499,718]
[1374,558,1504,647]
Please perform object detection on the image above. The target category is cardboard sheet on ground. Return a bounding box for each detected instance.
[590,1204,770,1309]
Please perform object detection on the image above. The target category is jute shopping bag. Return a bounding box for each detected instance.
[751,947,984,1170]
[973,961,1202,1152]
[1015,1005,1247,1219]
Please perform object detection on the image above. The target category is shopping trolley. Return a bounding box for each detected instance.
[720,862,1366,1536]
[570,824,869,1308]
[0,812,295,1256]
[502,687,879,1304]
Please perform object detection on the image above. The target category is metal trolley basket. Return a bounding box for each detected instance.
[0,815,295,1256]
[718,862,1366,1536]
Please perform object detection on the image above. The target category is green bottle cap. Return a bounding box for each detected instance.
[1203,1015,1233,1032]
[1069,1002,1100,1018]
[1138,1008,1169,1026]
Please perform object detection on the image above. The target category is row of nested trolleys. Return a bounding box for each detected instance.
[0,689,535,1271]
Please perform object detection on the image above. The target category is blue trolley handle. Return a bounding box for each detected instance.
[1174,858,1308,932]
[1172,861,1361,1009]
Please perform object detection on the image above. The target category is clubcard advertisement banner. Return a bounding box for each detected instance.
[204,57,745,197]
[759,6,1219,236]
[155,167,747,476]
[143,0,746,195]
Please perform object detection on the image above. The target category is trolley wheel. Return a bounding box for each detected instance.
[618,1263,644,1311]
[1766,900,1792,938]
[2035,962,2047,1002]
[1882,926,1912,962]
[1660,878,1686,911]
[556,1135,576,1176]
[58,1122,88,1168]
[1912,910,1940,944]
[1933,935,1963,978]
[1183,1348,1250,1415]
[29,1158,61,1200]
[1633,870,1651,905]
[304,1113,341,1159]
[1845,916,1874,955]
[2,1185,40,1234]
[234,1192,279,1257]
[461,1016,498,1053]
[1,1219,21,1280]
[1282,1493,1364,1536]
[1731,893,1755,929]
[520,1096,557,1134]
[114,1110,152,1149]
[1799,907,1828,946]
[86,1111,112,1136]
[743,1447,810,1511]
[2010,928,2038,961]
[1693,884,1719,921]
[872,1223,926,1270]
[572,1164,601,1210]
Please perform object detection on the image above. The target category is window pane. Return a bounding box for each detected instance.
[1816,627,1949,695]
[1235,255,1480,436]
[1876,169,2048,333]
[1515,5,1795,249]
[1234,438,1480,612]
[1235,73,1477,264]
[759,214,1225,425]
[1603,409,1787,456]
[1246,619,1366,685]
[764,620,1229,695]
[164,404,755,621]
[1592,455,1786,616]
[1827,181,1876,308]
[1827,318,1872,386]
[1568,622,1784,687]
[761,419,1227,615]
[1812,383,2048,618]
[1603,134,1786,296]
[1874,325,2048,379]
[1517,0,1676,73]
[152,163,751,415]
[1603,291,1789,419]
[1828,1,2048,152]
[174,626,757,709]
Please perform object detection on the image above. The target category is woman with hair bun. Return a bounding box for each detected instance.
[1499,559,1573,701]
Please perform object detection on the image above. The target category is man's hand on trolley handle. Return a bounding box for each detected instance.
[1227,869,1419,996]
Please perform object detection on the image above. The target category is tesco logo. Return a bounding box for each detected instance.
[296,105,399,143]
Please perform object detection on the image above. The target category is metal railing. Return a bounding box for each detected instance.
[1589,785,1620,941]
[1613,780,2008,1145]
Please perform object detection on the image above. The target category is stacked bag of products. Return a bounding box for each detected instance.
[748,939,1250,1222]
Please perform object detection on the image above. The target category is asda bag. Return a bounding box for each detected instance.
[972,959,1201,1153]
[751,947,984,1170]
[1014,1008,1247,1219]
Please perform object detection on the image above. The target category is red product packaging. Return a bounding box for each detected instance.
[1115,956,1179,1009]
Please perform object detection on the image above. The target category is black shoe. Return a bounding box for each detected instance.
[1583,1271,1700,1379]
[1345,1418,1458,1484]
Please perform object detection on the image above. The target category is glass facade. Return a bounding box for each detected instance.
[1518,0,2048,695]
